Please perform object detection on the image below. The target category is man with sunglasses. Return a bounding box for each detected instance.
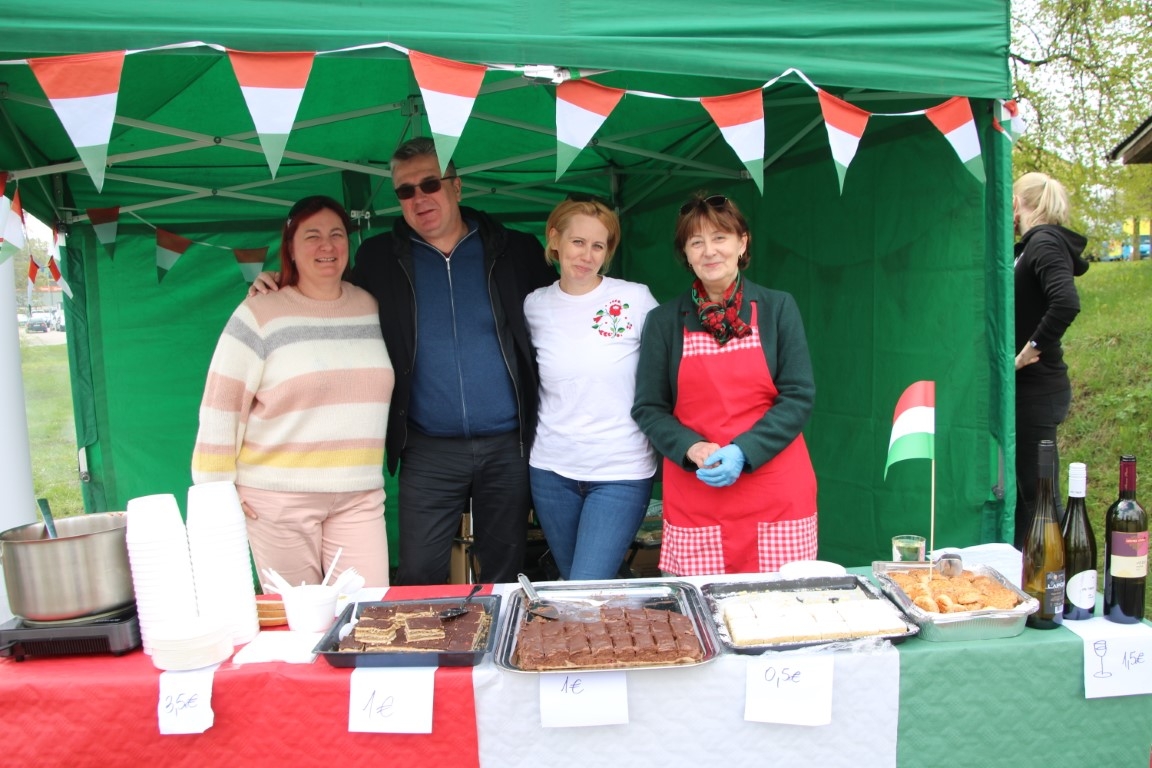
[251,138,554,586]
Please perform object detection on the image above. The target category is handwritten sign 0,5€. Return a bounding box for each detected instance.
[348,667,436,733]
[744,654,834,726]
[538,670,629,727]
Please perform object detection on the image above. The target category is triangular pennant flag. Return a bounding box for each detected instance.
[700,89,766,194]
[925,97,985,183]
[27,241,40,306]
[233,247,269,284]
[0,172,10,248]
[49,229,73,299]
[885,381,936,479]
[155,228,192,282]
[27,51,126,192]
[993,99,1023,143]
[554,80,625,180]
[817,90,871,194]
[408,50,487,175]
[227,50,316,178]
[1,189,27,267]
[87,206,120,259]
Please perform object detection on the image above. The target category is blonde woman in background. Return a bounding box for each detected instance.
[1013,172,1090,547]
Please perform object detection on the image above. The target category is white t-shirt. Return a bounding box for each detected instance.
[524,275,659,481]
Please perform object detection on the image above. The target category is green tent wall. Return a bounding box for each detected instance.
[0,1,1015,567]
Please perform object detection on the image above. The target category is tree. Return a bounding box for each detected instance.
[1010,1,1152,252]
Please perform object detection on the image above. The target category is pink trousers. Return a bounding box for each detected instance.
[238,485,390,588]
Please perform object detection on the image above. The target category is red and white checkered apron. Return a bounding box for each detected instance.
[660,301,817,575]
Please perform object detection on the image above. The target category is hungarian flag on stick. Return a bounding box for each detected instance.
[408,50,487,176]
[925,97,985,183]
[228,50,316,178]
[700,89,765,194]
[555,79,624,180]
[817,90,870,194]
[885,380,935,479]
[87,206,120,259]
[28,51,126,192]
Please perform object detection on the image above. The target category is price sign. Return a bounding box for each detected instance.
[744,654,834,726]
[538,670,628,727]
[348,667,436,733]
[1062,618,1152,698]
[157,666,218,735]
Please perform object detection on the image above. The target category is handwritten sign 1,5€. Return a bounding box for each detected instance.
[1061,617,1152,699]
[348,667,436,733]
[538,670,629,727]
[744,654,834,726]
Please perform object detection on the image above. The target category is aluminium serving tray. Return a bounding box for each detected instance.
[313,595,501,668]
[872,561,1038,642]
[493,580,720,673]
[701,575,919,653]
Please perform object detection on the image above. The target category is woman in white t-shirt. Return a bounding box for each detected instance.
[524,199,659,580]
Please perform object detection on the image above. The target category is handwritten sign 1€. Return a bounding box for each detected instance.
[538,670,628,727]
[744,654,834,726]
[157,666,218,735]
[348,667,436,733]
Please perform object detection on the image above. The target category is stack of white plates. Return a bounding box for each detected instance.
[125,493,199,655]
[186,482,259,646]
[148,617,233,671]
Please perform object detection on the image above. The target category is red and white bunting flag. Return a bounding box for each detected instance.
[1,189,27,267]
[817,90,870,194]
[28,51,126,192]
[993,99,1023,143]
[27,240,41,306]
[228,50,316,178]
[925,97,985,183]
[408,50,487,175]
[700,89,765,194]
[233,247,269,284]
[555,80,624,180]
[49,229,73,299]
[155,228,192,283]
[87,206,120,259]
[0,172,10,249]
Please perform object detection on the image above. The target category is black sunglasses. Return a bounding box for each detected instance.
[394,175,457,200]
[679,195,728,215]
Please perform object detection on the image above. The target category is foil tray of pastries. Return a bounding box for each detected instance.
[314,596,501,667]
[872,561,1039,642]
[493,580,721,673]
[701,575,919,653]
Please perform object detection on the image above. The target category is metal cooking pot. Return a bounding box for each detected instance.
[1,512,135,622]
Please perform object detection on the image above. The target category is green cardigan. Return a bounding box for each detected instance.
[631,279,815,472]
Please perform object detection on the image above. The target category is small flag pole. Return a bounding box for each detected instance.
[929,458,936,555]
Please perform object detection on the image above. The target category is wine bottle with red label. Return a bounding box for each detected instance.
[1103,455,1148,624]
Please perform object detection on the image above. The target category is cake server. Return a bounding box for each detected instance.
[439,583,483,620]
[517,573,560,620]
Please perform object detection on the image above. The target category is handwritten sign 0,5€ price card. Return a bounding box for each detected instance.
[538,670,629,727]
[348,667,436,733]
[744,654,834,726]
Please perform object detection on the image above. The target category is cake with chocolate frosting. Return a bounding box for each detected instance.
[337,602,491,653]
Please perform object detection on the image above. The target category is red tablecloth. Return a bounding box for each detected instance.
[0,584,487,768]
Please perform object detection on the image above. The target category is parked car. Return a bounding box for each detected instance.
[26,317,50,333]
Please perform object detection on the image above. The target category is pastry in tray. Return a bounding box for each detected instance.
[337,602,491,653]
[514,606,704,671]
[887,569,1021,613]
[721,593,908,646]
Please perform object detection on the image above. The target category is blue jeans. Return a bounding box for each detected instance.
[530,467,654,581]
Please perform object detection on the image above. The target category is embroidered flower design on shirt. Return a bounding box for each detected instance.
[592,299,633,338]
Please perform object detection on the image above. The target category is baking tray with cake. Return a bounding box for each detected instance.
[871,561,1038,642]
[313,595,501,668]
[700,575,920,654]
[493,580,721,673]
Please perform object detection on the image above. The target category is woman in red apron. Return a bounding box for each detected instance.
[632,194,817,575]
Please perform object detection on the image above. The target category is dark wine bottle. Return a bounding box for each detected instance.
[1103,455,1148,623]
[1061,462,1097,620]
[1022,440,1065,629]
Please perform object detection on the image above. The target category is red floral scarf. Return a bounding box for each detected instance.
[691,273,752,345]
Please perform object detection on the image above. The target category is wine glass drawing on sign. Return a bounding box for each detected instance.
[1092,640,1112,678]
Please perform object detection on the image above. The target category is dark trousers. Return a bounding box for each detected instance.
[396,429,530,585]
[1014,388,1071,548]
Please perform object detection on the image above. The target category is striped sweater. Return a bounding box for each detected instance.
[192,283,393,492]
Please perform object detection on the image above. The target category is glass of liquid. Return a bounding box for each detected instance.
[892,535,927,562]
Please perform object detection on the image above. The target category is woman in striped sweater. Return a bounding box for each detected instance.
[192,196,394,587]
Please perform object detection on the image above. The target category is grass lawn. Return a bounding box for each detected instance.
[17,259,1152,615]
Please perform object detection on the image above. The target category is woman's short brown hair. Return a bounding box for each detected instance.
[543,198,621,272]
[673,194,752,271]
[278,195,353,288]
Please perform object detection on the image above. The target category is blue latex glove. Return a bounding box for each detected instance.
[695,445,745,487]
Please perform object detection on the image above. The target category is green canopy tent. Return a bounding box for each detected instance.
[0,1,1015,567]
